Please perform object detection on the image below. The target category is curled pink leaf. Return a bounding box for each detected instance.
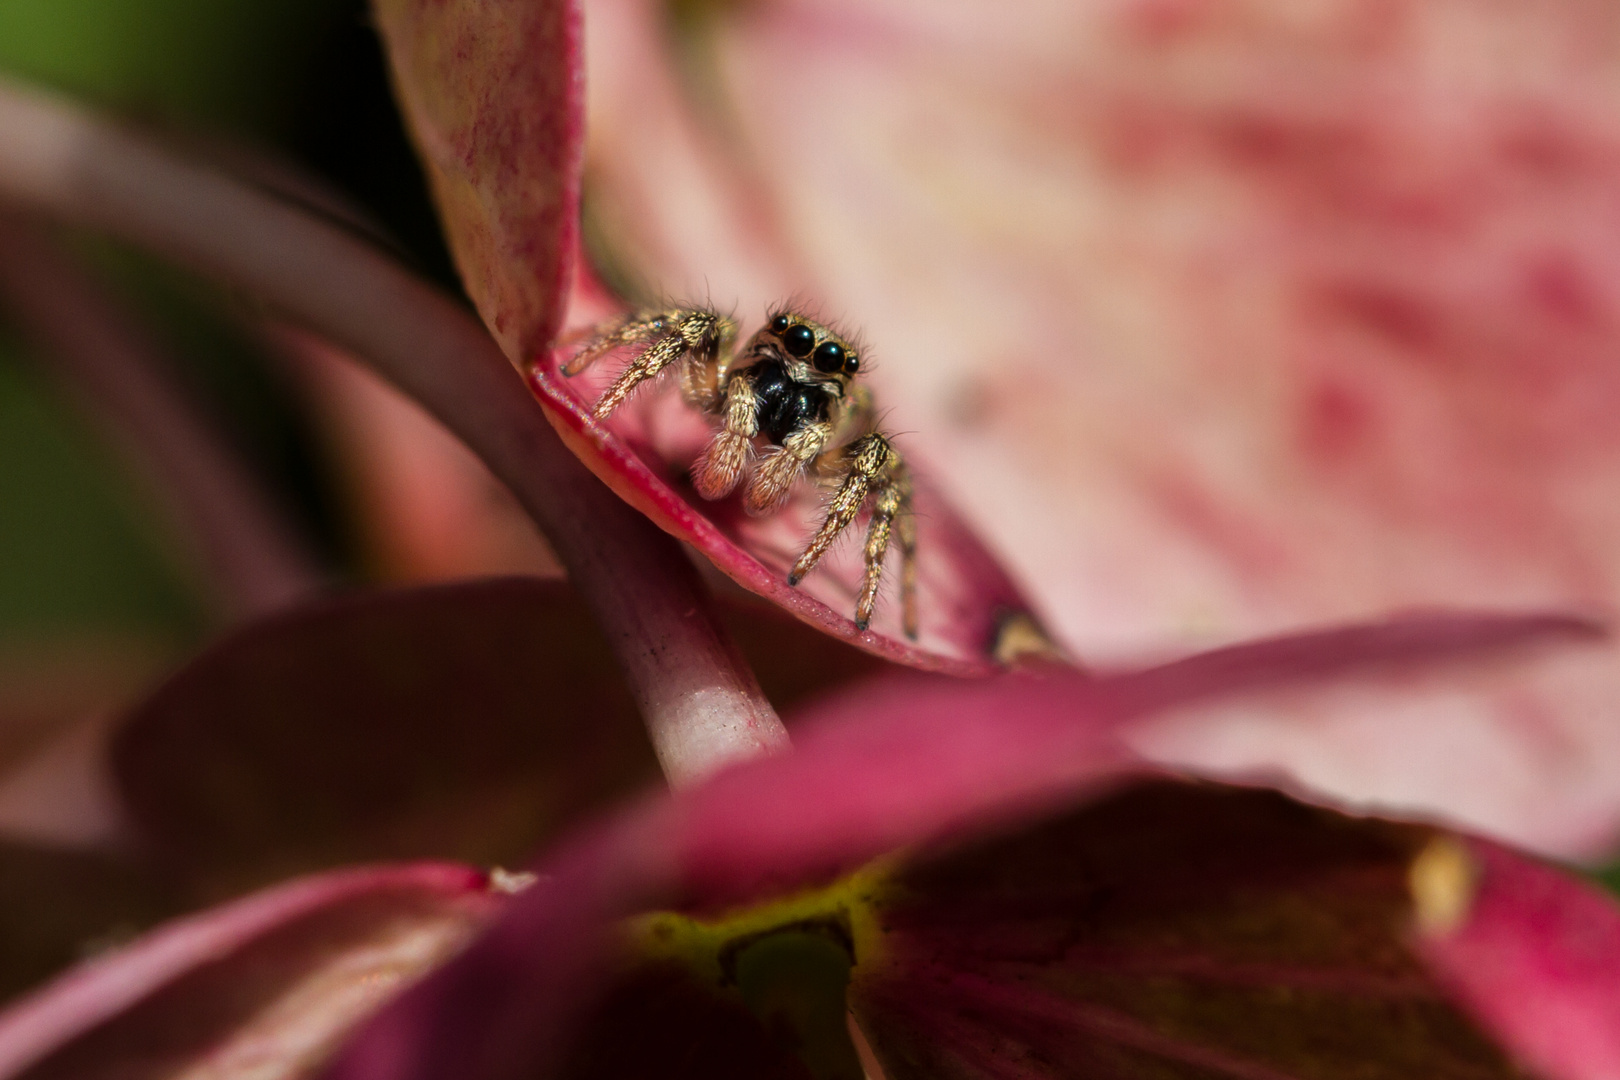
[530,341,1051,675]
[373,0,583,359]
[370,0,1049,673]
[678,609,1601,905]
[0,863,497,1080]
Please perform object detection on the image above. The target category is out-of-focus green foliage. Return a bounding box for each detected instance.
[0,0,437,646]
[0,0,338,132]
[0,341,198,634]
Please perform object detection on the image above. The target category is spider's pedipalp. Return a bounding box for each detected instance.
[745,421,831,517]
[692,373,758,499]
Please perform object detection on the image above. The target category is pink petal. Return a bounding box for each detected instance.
[531,343,1051,675]
[111,578,888,893]
[0,863,496,1079]
[1416,839,1620,1080]
[578,0,1620,855]
[321,609,1593,1080]
[373,0,583,359]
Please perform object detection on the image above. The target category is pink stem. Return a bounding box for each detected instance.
[0,212,323,621]
[0,77,788,786]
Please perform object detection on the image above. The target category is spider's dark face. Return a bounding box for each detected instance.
[760,311,861,381]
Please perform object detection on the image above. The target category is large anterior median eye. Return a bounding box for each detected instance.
[812,341,845,374]
[782,324,816,357]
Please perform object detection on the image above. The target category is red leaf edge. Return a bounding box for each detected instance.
[529,359,1039,677]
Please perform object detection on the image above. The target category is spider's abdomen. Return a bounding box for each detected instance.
[751,359,830,444]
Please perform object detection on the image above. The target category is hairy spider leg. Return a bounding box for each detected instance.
[568,309,736,420]
[788,433,915,636]
[895,490,918,639]
[562,309,686,376]
[858,469,915,635]
[570,307,916,635]
[559,312,638,375]
[692,372,757,498]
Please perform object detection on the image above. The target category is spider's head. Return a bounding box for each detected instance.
[755,309,862,384]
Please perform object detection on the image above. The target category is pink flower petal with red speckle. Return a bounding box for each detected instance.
[373,0,583,360]
[0,863,497,1080]
[530,340,1050,675]
[320,608,1599,1080]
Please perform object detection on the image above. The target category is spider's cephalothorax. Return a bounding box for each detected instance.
[564,306,917,637]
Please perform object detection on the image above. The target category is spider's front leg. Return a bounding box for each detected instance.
[789,434,918,637]
[564,307,736,420]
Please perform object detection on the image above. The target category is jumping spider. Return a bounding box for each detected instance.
[564,305,917,637]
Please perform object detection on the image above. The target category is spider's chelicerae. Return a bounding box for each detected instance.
[564,305,917,638]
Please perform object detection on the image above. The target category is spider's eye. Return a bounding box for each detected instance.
[769,314,790,334]
[812,341,845,374]
[783,324,816,357]
[844,352,859,374]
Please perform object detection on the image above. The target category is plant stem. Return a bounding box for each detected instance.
[0,77,788,786]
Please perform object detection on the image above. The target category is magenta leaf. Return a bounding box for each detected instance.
[530,346,1052,675]
[373,0,583,359]
[321,608,1597,1080]
[0,863,497,1080]
[111,578,889,895]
